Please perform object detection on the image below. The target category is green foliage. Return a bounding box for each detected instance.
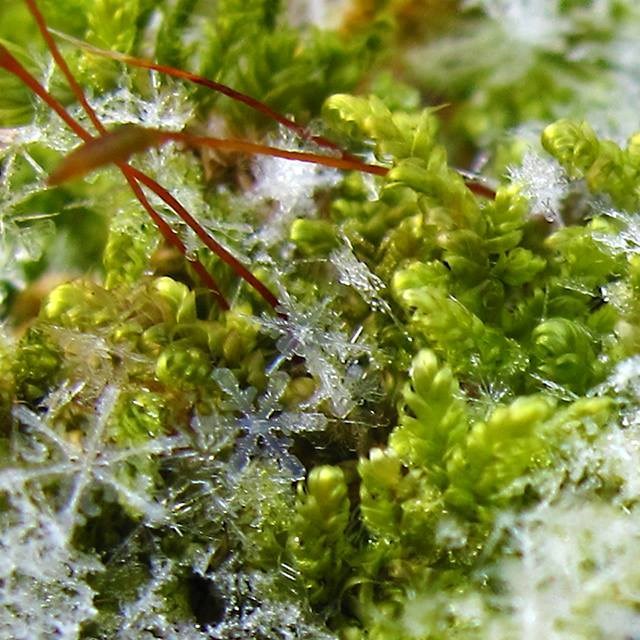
[196,0,391,128]
[288,465,352,605]
[543,119,640,210]
[3,0,640,638]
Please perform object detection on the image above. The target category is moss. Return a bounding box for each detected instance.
[2,1,640,638]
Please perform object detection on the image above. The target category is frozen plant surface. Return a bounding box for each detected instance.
[5,0,640,638]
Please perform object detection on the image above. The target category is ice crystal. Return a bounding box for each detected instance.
[507,150,569,225]
[250,130,340,246]
[259,289,373,416]
[0,131,56,301]
[7,385,187,527]
[88,73,195,132]
[592,207,640,258]
[212,367,326,480]
[495,496,640,639]
[113,559,208,640]
[329,243,391,313]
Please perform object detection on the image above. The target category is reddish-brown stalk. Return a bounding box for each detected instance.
[12,0,317,311]
[51,30,497,200]
[48,125,389,186]
[0,41,232,310]
[49,30,359,161]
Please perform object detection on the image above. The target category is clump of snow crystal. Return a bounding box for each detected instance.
[205,568,338,640]
[507,150,569,225]
[250,130,340,246]
[493,496,640,640]
[0,490,101,640]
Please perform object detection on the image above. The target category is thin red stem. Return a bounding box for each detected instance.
[127,167,280,310]
[166,132,389,176]
[123,170,230,310]
[0,42,230,309]
[49,30,357,160]
[24,0,106,135]
[50,30,497,200]
[21,0,299,310]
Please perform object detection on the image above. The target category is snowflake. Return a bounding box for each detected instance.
[507,150,569,226]
[1,384,195,636]
[7,385,188,529]
[205,568,338,640]
[212,368,326,480]
[114,559,208,640]
[259,290,373,417]
[329,243,391,314]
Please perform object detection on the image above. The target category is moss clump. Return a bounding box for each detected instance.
[2,1,640,639]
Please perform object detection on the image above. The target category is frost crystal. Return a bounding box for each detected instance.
[7,386,186,527]
[330,243,391,313]
[206,569,338,640]
[507,150,569,225]
[115,559,208,640]
[0,132,56,302]
[259,290,372,416]
[1,385,193,637]
[250,130,340,245]
[213,368,326,480]
[592,207,640,258]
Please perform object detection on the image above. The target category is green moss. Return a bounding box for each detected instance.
[2,1,640,638]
